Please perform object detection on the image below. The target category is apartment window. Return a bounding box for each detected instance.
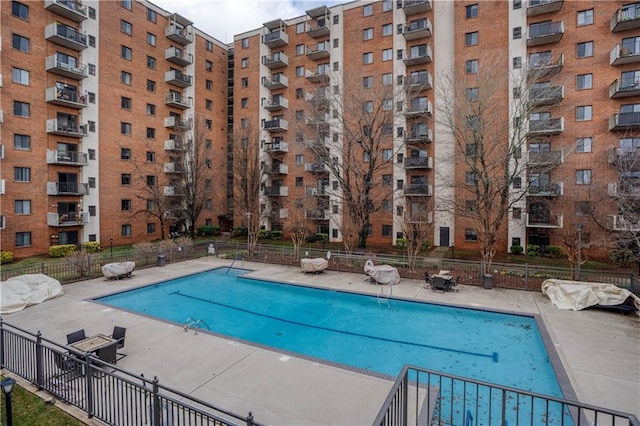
[296,22,305,34]
[147,33,156,46]
[121,122,132,135]
[296,66,304,77]
[205,60,213,71]
[382,0,392,12]
[241,77,248,88]
[333,38,339,48]
[513,56,522,69]
[146,199,156,211]
[466,32,478,46]
[147,223,156,234]
[241,98,248,108]
[241,58,248,68]
[14,134,30,150]
[206,99,213,110]
[466,4,478,18]
[121,46,132,60]
[88,206,96,217]
[295,110,304,121]
[383,149,393,161]
[513,87,521,98]
[576,169,592,185]
[363,28,373,40]
[333,14,339,24]
[146,103,156,115]
[295,177,303,187]
[16,232,32,247]
[14,167,30,182]
[382,225,392,237]
[576,137,592,153]
[88,7,95,19]
[121,71,132,85]
[88,121,96,132]
[122,225,132,237]
[205,119,212,129]
[121,20,132,35]
[88,64,96,75]
[465,229,478,242]
[147,80,155,92]
[89,35,95,47]
[513,0,521,8]
[88,177,96,188]
[242,38,249,48]
[465,172,478,185]
[13,101,29,117]
[121,148,131,160]
[466,88,479,101]
[382,48,393,61]
[147,8,156,22]
[383,99,393,111]
[12,34,29,52]
[577,9,594,26]
[145,151,156,163]
[205,139,212,149]
[576,73,592,90]
[121,199,132,211]
[88,92,96,103]
[12,67,29,85]
[465,59,479,74]
[363,76,373,88]
[364,101,374,113]
[121,97,132,110]
[363,4,373,16]
[382,73,393,86]
[121,174,131,185]
[382,23,393,36]
[15,200,31,214]
[146,175,156,186]
[121,0,131,10]
[146,128,155,139]
[12,1,28,19]
[576,105,592,121]
[206,79,213,90]
[577,41,593,58]
[294,44,304,56]
[512,208,522,220]
[296,88,303,98]
[513,27,521,39]
[363,52,373,64]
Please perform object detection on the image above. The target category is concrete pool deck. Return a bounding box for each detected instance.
[3,256,639,425]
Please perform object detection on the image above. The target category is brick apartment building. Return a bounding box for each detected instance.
[2,0,640,259]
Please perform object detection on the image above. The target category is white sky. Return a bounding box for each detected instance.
[150,0,344,44]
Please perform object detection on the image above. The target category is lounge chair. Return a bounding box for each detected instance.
[66,329,86,345]
[111,326,127,360]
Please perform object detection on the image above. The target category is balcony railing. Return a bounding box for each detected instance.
[609,214,640,231]
[46,54,88,80]
[528,86,564,105]
[164,116,192,130]
[526,213,563,228]
[264,140,288,153]
[163,162,184,174]
[264,118,288,132]
[402,19,432,40]
[164,186,182,196]
[526,0,564,17]
[405,129,433,144]
[46,119,87,137]
[404,100,433,117]
[611,3,640,32]
[263,74,288,90]
[263,31,289,48]
[165,92,192,109]
[264,186,288,196]
[304,163,329,173]
[609,78,640,98]
[609,112,640,131]
[610,44,640,66]
[399,0,432,16]
[306,45,330,60]
[47,211,89,227]
[306,209,329,220]
[165,47,193,66]
[527,118,564,136]
[165,70,193,88]
[164,138,186,151]
[609,181,640,197]
[165,24,193,45]
[609,148,640,168]
[528,150,563,166]
[306,186,329,196]
[44,0,87,22]
[405,72,432,90]
[263,97,289,111]
[527,53,564,79]
[46,87,88,108]
[262,53,289,69]
[45,23,87,51]
[47,181,89,195]
[404,184,432,196]
[306,20,330,38]
[305,69,330,83]
[403,45,433,66]
[528,182,563,196]
[265,164,289,174]
[527,21,564,46]
[404,157,432,169]
[46,149,88,166]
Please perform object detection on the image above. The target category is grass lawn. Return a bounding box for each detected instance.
[0,376,85,426]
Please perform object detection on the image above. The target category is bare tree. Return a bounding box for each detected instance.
[281,198,314,260]
[398,210,431,273]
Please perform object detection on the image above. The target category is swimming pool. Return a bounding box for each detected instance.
[96,267,564,398]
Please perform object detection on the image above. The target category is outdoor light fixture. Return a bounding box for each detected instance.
[1,377,16,426]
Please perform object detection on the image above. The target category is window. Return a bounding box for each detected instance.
[121,45,132,60]
[513,0,521,8]
[241,58,248,68]
[464,228,478,242]
[364,101,373,113]
[16,232,32,247]
[206,99,213,110]
[576,201,593,216]
[12,67,29,85]
[333,38,339,48]
[121,199,132,211]
[13,101,29,117]
[576,169,592,185]
[205,119,212,129]
[382,48,392,61]
[383,149,393,161]
[296,66,304,77]
[382,23,393,36]
[466,88,479,101]
[88,121,96,132]
[12,1,28,19]
[296,22,305,34]
[145,151,155,163]
[466,4,478,18]
[383,99,393,111]
[241,118,248,128]
[203,60,212,71]
[147,223,156,234]
[121,122,131,135]
[333,14,339,24]
[88,64,96,75]
[206,79,213,90]
[577,41,593,58]
[15,200,31,214]
[363,76,373,88]
[147,80,155,92]
[88,6,95,19]
[147,33,156,46]
[146,175,156,186]
[465,32,478,46]
[121,0,131,10]
[382,73,393,86]
[121,97,132,109]
[121,71,131,85]
[14,134,30,150]
[513,56,522,69]
[241,77,249,88]
[382,174,392,186]
[363,4,373,16]
[147,8,156,22]
[121,174,131,185]
[14,167,30,182]
[88,205,96,217]
[363,52,373,64]
[295,177,303,187]
[363,28,373,40]
[576,137,592,153]
[12,34,29,52]
[88,177,96,188]
[146,128,155,138]
[513,177,522,189]
[146,103,156,115]
[576,105,592,121]
[88,92,96,103]
[205,139,212,149]
[513,27,521,39]
[241,38,249,48]
[577,9,594,26]
[121,148,131,160]
[465,172,477,185]
[382,225,392,237]
[576,73,592,90]
[465,59,479,74]
[121,20,132,35]
[512,208,522,220]
[382,0,392,12]
[122,225,132,237]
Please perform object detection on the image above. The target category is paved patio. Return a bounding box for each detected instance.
[3,257,639,425]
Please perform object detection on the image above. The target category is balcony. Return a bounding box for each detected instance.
[165,92,192,109]
[164,116,192,130]
[527,53,564,79]
[527,0,563,17]
[164,186,182,196]
[529,86,564,106]
[306,186,329,196]
[163,162,184,174]
[405,129,433,144]
[46,54,88,80]
[608,214,640,231]
[527,21,564,47]
[528,182,563,196]
[305,115,330,131]
[305,163,329,173]
[165,70,193,88]
[610,44,640,66]
[526,213,563,228]
[263,30,289,48]
[266,164,289,174]
[306,45,330,60]
[400,0,432,16]
[165,47,193,66]
[527,118,564,136]
[306,69,330,83]
[45,23,87,51]
[164,138,186,151]
[46,119,87,137]
[305,92,330,109]
[609,148,640,169]
[609,112,640,131]
[263,97,289,112]
[277,208,289,219]
[404,100,433,117]
[263,74,288,90]
[46,149,88,166]
[165,14,193,45]
[44,0,87,22]
[47,181,89,195]
[405,72,432,91]
[528,150,563,166]
[47,211,89,227]
[403,45,432,66]
[264,118,288,132]
[306,6,331,38]
[404,184,432,196]
[404,157,432,169]
[402,19,432,40]
[611,3,640,32]
[264,186,289,196]
[46,86,87,109]
[264,140,288,153]
[306,209,329,220]
[608,181,640,197]
[262,52,288,69]
[609,78,640,98]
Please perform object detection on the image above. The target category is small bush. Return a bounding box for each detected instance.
[546,245,563,259]
[610,248,634,267]
[1,251,14,264]
[396,238,407,248]
[197,225,221,236]
[232,226,248,237]
[269,230,283,240]
[82,241,101,253]
[510,245,524,255]
[258,230,270,239]
[174,236,193,247]
[305,233,328,243]
[421,240,431,251]
[526,245,541,257]
[49,244,77,258]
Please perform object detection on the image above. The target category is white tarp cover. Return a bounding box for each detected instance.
[102,261,136,278]
[364,260,401,285]
[541,279,640,312]
[300,258,328,273]
[0,274,63,314]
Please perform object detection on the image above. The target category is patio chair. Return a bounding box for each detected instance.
[53,352,84,381]
[432,276,453,293]
[96,342,118,364]
[66,329,86,345]
[111,326,127,360]
[423,271,433,289]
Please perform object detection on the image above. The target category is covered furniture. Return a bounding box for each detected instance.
[102,261,136,280]
[542,279,640,314]
[300,258,328,274]
[364,260,401,285]
[0,274,63,314]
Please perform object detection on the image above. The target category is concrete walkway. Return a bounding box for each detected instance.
[3,257,639,425]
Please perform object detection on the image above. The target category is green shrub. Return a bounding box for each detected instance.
[82,241,101,253]
[197,225,221,236]
[421,240,431,251]
[510,245,524,255]
[610,248,634,267]
[232,226,248,237]
[396,238,407,248]
[269,230,283,240]
[546,245,563,259]
[527,245,541,257]
[49,244,77,258]
[1,251,14,264]
[258,229,270,239]
[305,233,328,243]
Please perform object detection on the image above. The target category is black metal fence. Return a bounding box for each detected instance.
[0,319,262,426]
[373,365,640,426]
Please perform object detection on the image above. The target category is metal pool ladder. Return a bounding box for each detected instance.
[226,254,244,274]
[184,317,211,334]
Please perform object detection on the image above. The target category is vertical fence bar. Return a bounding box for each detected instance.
[35,331,44,389]
[0,317,4,368]
[85,354,94,417]
[525,263,529,290]
[152,376,161,426]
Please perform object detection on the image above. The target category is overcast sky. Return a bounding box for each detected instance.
[150,0,344,44]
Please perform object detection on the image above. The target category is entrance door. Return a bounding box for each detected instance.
[439,227,450,247]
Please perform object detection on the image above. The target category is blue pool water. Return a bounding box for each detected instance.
[96,268,564,398]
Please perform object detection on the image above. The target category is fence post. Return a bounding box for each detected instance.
[525,263,529,290]
[0,317,4,368]
[85,354,94,418]
[246,411,254,426]
[41,262,46,275]
[35,331,44,389]
[152,376,161,426]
